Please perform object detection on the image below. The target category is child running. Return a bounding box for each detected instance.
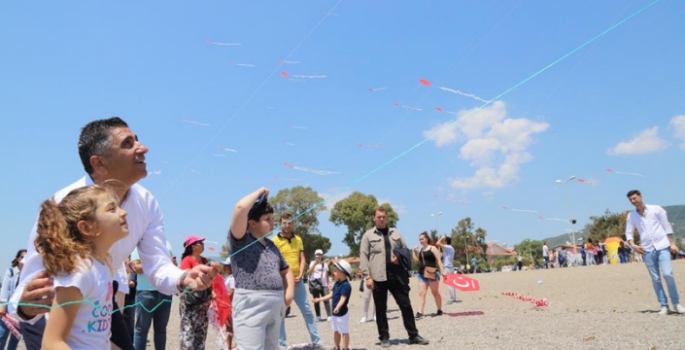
[312,260,352,350]
[34,185,128,350]
[229,187,294,350]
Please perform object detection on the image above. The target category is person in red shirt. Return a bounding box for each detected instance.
[179,235,211,350]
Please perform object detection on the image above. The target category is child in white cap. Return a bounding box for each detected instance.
[312,260,352,350]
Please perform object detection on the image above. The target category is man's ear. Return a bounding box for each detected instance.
[90,155,107,176]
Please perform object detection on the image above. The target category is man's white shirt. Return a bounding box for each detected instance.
[626,204,673,252]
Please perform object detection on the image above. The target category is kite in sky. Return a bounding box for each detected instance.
[277,59,300,64]
[606,168,644,177]
[358,143,384,148]
[232,62,256,68]
[284,162,340,176]
[219,147,238,153]
[502,206,537,213]
[282,141,296,146]
[538,216,568,223]
[206,40,241,46]
[438,86,489,103]
[291,74,327,79]
[368,87,387,92]
[392,102,422,112]
[182,119,210,127]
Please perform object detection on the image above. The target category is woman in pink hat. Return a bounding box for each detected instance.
[179,235,210,350]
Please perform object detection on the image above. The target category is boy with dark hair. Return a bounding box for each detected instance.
[229,188,294,349]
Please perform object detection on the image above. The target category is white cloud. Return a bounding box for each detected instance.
[606,126,667,155]
[423,101,549,189]
[670,115,685,150]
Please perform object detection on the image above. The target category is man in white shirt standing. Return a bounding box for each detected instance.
[542,242,549,269]
[10,117,219,350]
[436,236,458,304]
[625,189,685,315]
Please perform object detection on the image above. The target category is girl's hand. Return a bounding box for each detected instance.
[311,297,317,303]
[333,306,340,314]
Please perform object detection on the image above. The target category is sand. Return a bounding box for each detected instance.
[16,260,685,349]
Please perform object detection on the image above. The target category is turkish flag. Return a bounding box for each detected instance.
[443,274,480,292]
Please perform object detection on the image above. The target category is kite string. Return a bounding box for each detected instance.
[230,0,663,268]
[159,0,345,198]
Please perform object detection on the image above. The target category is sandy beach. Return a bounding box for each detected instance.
[16,260,685,349]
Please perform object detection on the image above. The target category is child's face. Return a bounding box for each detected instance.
[249,213,274,237]
[333,267,346,281]
[93,194,129,242]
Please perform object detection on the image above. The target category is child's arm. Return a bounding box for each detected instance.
[230,188,268,240]
[333,295,348,315]
[280,268,294,307]
[42,286,82,350]
[311,289,333,303]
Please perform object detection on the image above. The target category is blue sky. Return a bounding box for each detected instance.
[1,0,684,264]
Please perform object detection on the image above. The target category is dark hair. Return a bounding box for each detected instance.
[78,117,129,176]
[248,202,274,222]
[281,212,293,221]
[444,236,452,245]
[419,231,434,246]
[11,249,27,268]
[626,189,641,198]
[181,245,194,260]
[373,206,387,216]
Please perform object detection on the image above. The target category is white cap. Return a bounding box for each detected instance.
[222,257,231,265]
[315,249,324,255]
[334,260,352,278]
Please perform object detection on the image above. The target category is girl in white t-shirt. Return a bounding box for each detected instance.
[34,185,129,350]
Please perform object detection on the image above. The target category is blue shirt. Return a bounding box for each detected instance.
[442,245,455,268]
[332,280,352,316]
[131,241,174,292]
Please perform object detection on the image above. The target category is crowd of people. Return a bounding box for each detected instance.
[0,116,682,350]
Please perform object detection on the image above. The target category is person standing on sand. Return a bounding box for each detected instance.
[625,189,685,315]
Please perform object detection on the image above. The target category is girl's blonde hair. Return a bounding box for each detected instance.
[34,185,115,275]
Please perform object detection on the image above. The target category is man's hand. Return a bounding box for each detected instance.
[183,263,221,291]
[18,271,54,318]
[0,304,7,317]
[391,253,400,265]
[365,278,374,291]
[670,243,679,255]
[632,244,645,255]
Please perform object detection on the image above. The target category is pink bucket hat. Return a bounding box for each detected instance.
[183,234,206,248]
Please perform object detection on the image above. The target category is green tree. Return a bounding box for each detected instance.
[429,229,440,243]
[584,210,636,244]
[270,186,331,260]
[448,218,488,265]
[514,239,544,263]
[329,192,399,256]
